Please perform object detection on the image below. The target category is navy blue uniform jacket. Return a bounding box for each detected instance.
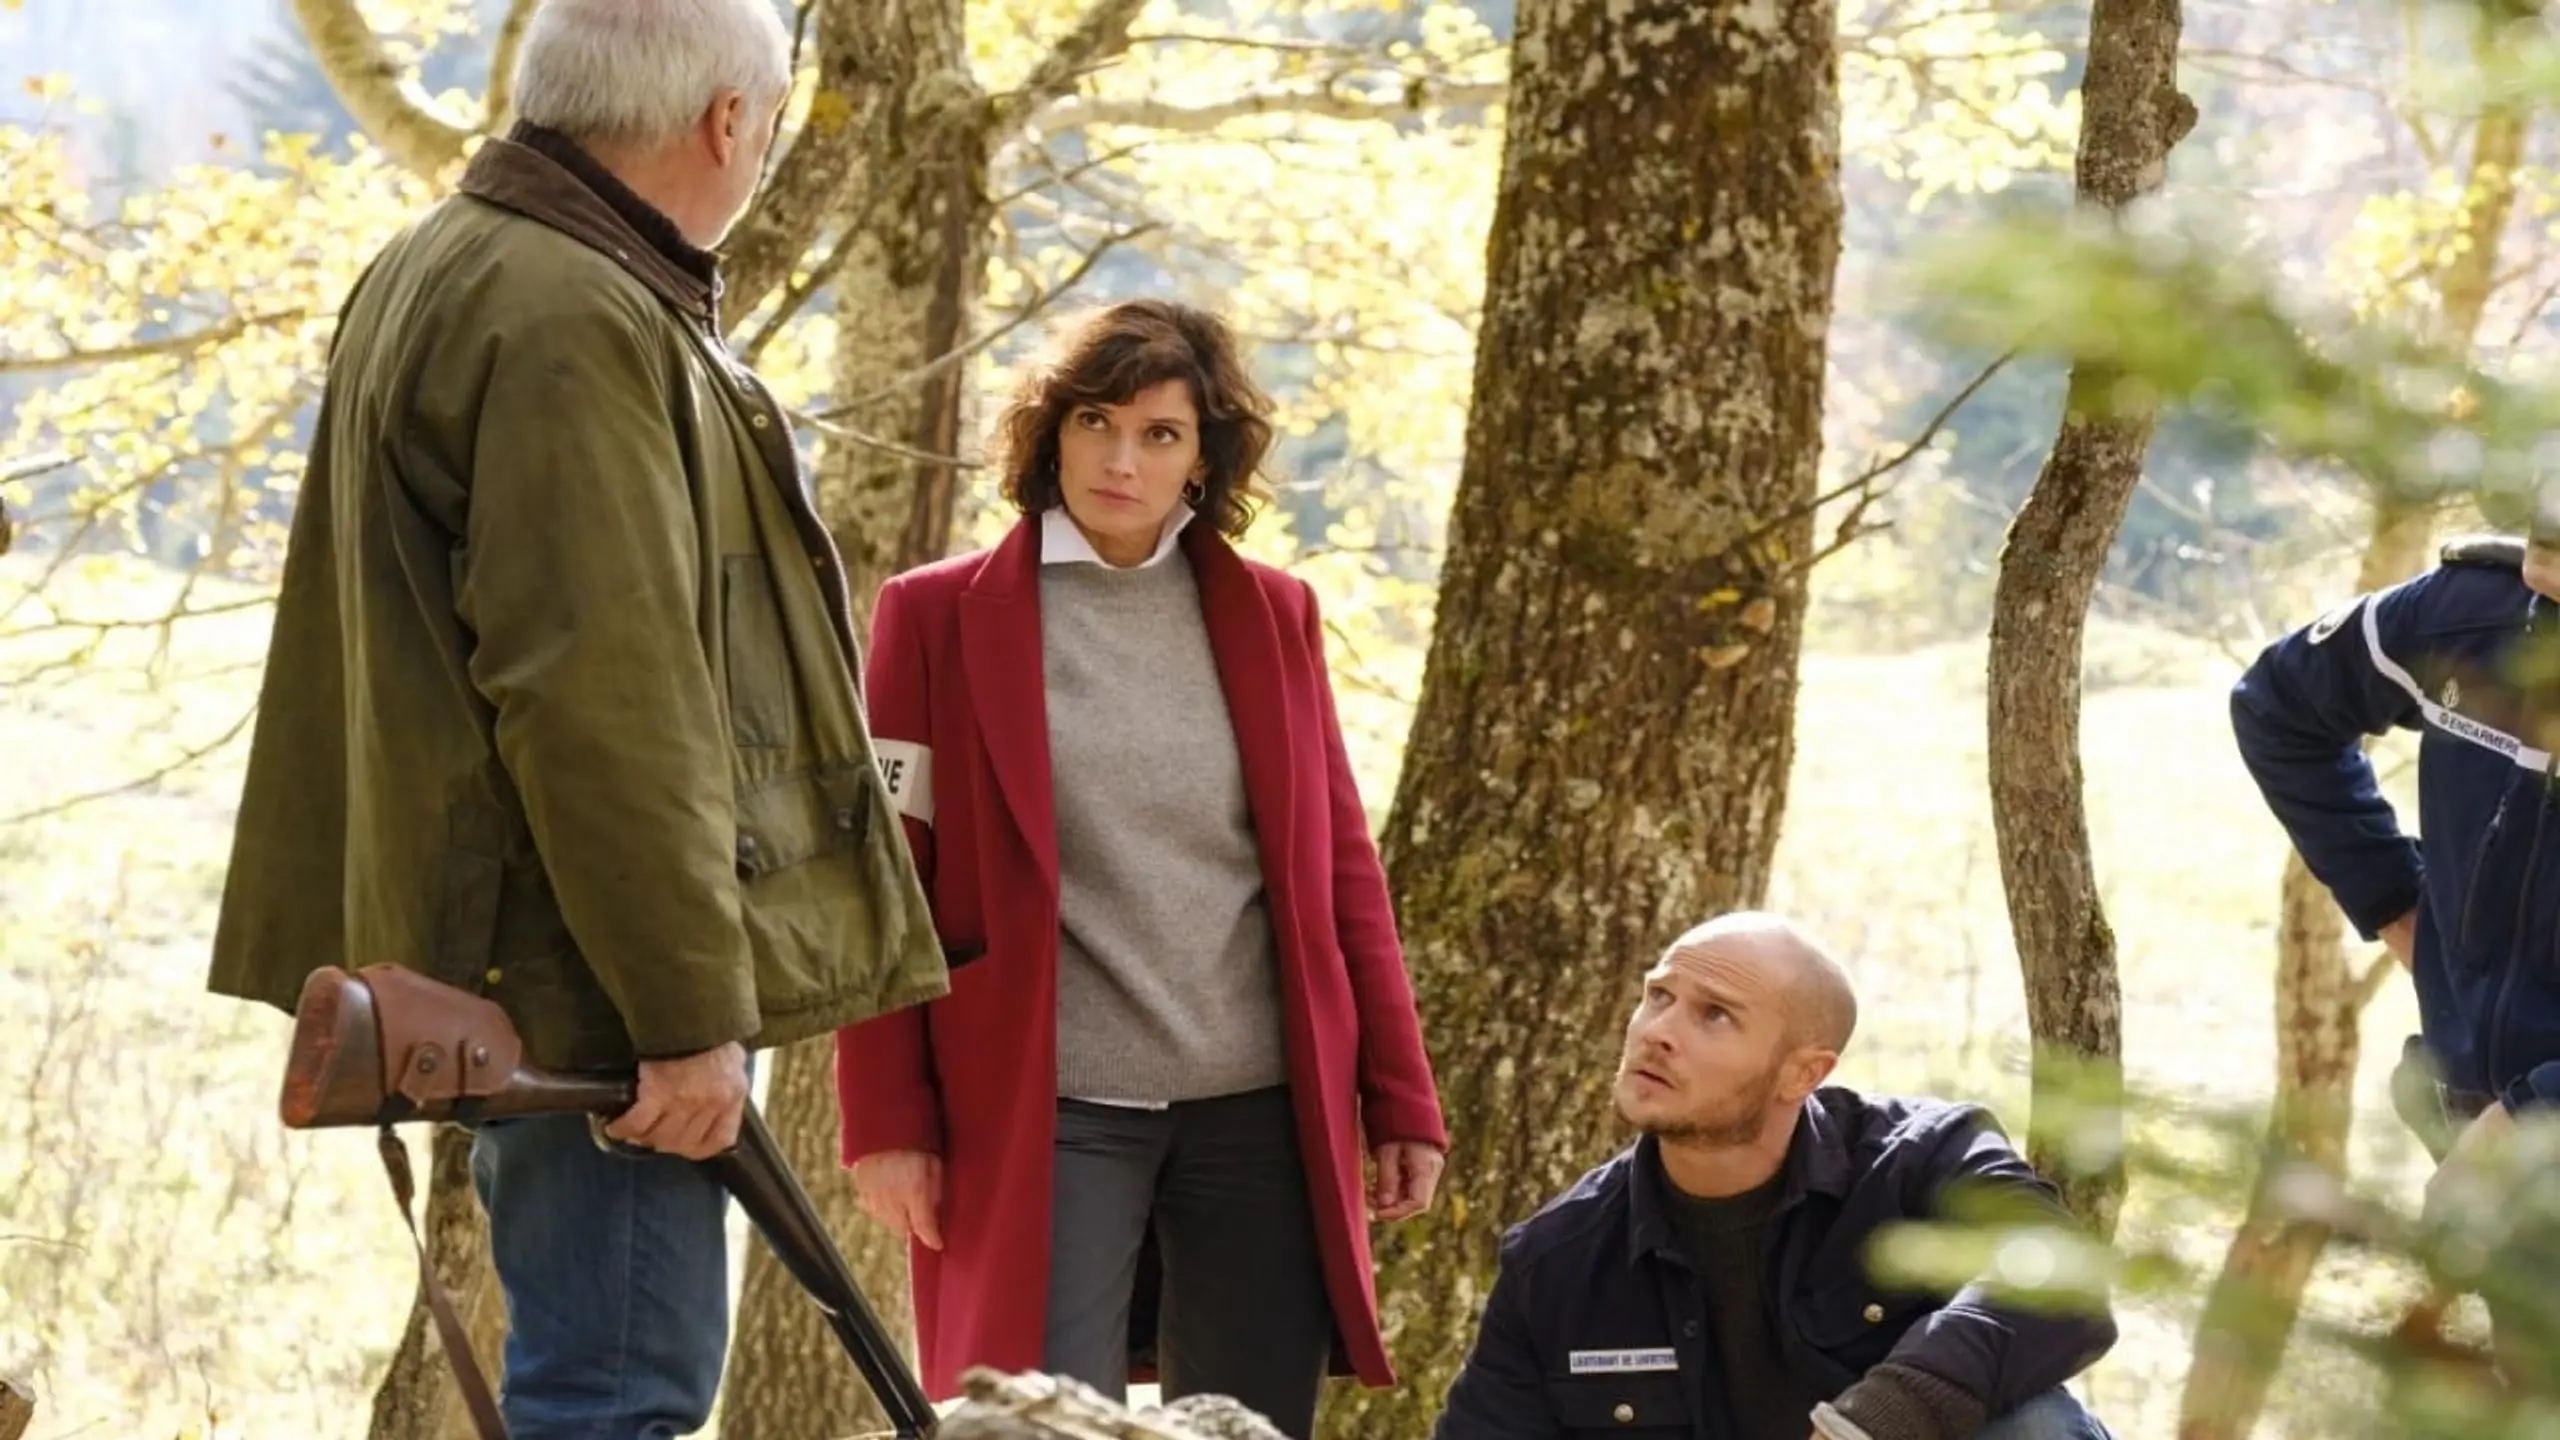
[1432,1089,2117,1439]
[2232,536,2560,1111]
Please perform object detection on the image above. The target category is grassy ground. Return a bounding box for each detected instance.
[0,551,2444,1439]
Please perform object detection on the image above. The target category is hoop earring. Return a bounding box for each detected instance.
[1182,478,1206,506]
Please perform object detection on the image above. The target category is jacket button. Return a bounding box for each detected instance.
[483,967,502,986]
[736,835,761,873]
[1612,1403,1634,1423]
[751,413,771,429]
[1863,1303,1884,1323]
[1682,1320,1700,1338]
[834,806,859,831]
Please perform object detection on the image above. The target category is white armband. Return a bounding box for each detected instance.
[873,740,934,825]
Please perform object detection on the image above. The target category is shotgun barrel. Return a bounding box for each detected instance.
[711,1105,941,1436]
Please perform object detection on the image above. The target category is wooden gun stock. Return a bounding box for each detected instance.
[279,964,634,1128]
[2387,1284,2501,1380]
[276,964,938,1439]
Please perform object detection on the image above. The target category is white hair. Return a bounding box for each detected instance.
[511,0,793,149]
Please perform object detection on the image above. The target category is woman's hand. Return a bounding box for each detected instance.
[852,1149,946,1250]
[1369,1140,1446,1222]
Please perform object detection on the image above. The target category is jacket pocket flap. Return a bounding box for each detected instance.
[1544,1372,1690,1430]
[733,762,870,878]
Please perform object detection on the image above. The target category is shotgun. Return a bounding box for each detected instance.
[278,963,939,1440]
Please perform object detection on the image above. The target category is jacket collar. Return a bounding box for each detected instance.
[1624,1098,1848,1266]
[456,123,723,327]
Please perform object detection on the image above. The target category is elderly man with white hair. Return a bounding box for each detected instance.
[204,0,950,1434]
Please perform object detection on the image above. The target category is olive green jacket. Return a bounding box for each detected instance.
[207,132,948,1070]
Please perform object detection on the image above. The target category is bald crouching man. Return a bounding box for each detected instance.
[1434,914,2117,1440]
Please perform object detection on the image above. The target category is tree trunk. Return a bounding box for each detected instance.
[2172,851,2367,1440]
[0,1375,33,1440]
[1320,2,1842,1433]
[365,1126,512,1440]
[1982,0,2194,1244]
[719,3,990,1431]
[2173,60,2529,1437]
[720,0,908,327]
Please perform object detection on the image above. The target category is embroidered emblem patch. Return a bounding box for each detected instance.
[2308,597,2361,645]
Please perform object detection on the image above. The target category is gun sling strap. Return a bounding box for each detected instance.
[376,1123,511,1440]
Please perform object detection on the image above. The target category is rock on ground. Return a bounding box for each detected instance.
[917,1368,1288,1440]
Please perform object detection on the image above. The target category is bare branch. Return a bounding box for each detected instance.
[482,0,540,131]
[988,138,1154,211]
[1842,349,2017,494]
[1040,76,1505,134]
[1125,30,1372,57]
[757,0,821,199]
[991,0,1153,135]
[737,223,866,367]
[0,386,305,625]
[0,451,73,486]
[789,0,818,74]
[2501,269,2560,349]
[1753,348,2019,578]
[1319,616,1410,704]
[3,595,274,642]
[289,0,475,178]
[803,222,1159,422]
[790,412,986,469]
[0,310,306,376]
[2179,46,2395,98]
[0,703,258,826]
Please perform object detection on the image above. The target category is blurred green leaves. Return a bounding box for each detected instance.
[1856,1055,2560,1438]
[1903,204,2560,531]
[1896,0,2560,536]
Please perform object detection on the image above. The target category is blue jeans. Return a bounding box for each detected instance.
[469,1114,732,1439]
[1979,1387,2112,1440]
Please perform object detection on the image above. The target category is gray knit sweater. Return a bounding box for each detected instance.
[1039,548,1288,1103]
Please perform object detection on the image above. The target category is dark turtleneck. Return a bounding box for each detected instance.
[1658,1167,1822,1439]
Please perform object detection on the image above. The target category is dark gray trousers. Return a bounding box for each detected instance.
[1044,1085,1334,1439]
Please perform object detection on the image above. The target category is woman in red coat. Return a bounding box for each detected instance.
[832,298,1448,1436]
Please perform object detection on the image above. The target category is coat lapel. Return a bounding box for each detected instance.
[960,518,1060,896]
[1185,525,1298,897]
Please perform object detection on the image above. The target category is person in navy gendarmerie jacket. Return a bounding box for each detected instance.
[1433,913,2118,1440]
[2230,525,2560,1191]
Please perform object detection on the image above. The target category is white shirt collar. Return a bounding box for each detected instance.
[1040,503,1194,570]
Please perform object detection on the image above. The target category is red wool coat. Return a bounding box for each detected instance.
[833,514,1449,1399]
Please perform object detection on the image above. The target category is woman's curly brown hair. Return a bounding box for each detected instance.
[992,298,1276,540]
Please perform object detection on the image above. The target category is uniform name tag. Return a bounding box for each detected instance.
[874,740,934,825]
[1568,1348,1679,1374]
